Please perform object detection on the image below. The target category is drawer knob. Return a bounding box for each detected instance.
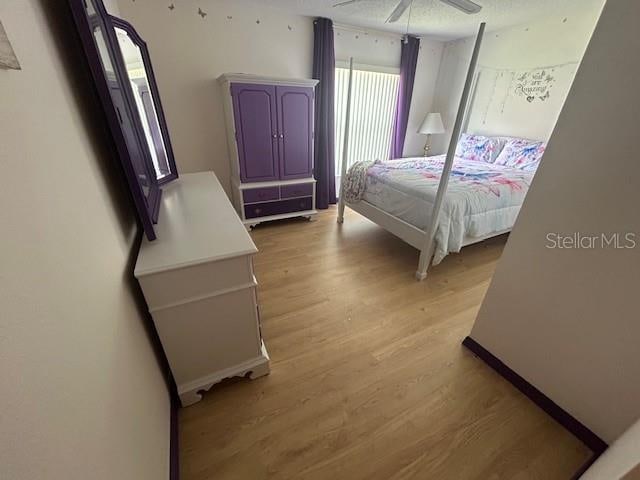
[255,208,262,214]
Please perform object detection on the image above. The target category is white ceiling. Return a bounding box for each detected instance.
[246,0,604,40]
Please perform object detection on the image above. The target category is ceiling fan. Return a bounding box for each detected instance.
[333,0,482,23]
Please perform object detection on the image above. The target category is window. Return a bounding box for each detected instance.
[334,65,400,184]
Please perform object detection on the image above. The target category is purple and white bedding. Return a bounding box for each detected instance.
[358,155,536,264]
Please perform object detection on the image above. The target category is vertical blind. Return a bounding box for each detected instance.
[334,67,400,178]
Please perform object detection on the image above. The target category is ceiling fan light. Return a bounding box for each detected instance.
[440,0,482,14]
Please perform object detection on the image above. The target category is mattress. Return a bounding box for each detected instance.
[360,155,535,264]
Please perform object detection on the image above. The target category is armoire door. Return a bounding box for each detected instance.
[276,86,314,180]
[231,83,279,182]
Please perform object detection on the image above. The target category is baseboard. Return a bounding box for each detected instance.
[462,336,607,478]
[130,230,180,480]
[569,452,601,480]
[170,393,179,480]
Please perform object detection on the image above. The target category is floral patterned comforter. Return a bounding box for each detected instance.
[358,155,536,264]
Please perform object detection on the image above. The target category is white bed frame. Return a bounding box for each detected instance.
[337,24,491,281]
[346,198,509,255]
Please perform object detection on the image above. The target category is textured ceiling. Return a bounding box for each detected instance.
[244,0,604,39]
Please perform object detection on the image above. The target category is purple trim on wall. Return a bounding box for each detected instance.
[312,17,337,209]
[170,395,180,480]
[462,336,608,455]
[390,35,420,159]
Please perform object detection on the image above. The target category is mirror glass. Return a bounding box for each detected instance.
[115,27,172,182]
[91,22,152,197]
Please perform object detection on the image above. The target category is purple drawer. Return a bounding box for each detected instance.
[280,183,314,199]
[244,197,312,219]
[242,186,279,203]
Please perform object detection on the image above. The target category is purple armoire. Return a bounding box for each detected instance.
[219,74,319,229]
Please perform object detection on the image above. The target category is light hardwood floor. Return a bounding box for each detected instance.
[180,207,591,480]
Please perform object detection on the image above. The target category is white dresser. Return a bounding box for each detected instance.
[134,172,269,406]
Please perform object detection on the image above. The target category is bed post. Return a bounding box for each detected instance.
[416,23,486,281]
[337,57,354,224]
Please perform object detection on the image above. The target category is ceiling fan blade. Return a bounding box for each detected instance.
[333,0,364,7]
[386,0,413,23]
[439,0,482,14]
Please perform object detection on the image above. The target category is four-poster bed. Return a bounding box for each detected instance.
[338,23,508,281]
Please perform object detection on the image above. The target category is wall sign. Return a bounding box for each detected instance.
[465,62,579,141]
[513,69,555,103]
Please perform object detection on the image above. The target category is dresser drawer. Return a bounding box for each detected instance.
[152,286,261,385]
[280,183,314,199]
[242,186,279,203]
[138,255,255,310]
[244,197,312,219]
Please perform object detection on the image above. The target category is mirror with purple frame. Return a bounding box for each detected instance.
[68,0,178,240]
[111,16,177,185]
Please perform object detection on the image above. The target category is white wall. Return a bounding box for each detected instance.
[469,0,640,444]
[102,0,120,15]
[115,0,443,189]
[582,419,640,480]
[403,39,444,157]
[430,2,603,154]
[0,1,170,479]
[117,0,314,195]
[334,26,401,69]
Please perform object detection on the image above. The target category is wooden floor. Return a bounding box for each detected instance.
[180,207,591,480]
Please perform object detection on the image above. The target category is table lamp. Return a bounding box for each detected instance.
[418,113,445,157]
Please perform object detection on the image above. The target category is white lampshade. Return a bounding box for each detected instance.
[418,113,445,135]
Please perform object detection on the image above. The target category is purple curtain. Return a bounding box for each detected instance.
[390,35,420,159]
[312,17,336,209]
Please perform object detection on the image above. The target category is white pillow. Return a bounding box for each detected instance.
[455,133,504,163]
[494,137,546,171]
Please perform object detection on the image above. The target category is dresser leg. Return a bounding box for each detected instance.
[179,390,203,407]
[249,359,270,379]
[249,341,271,380]
[178,343,271,406]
